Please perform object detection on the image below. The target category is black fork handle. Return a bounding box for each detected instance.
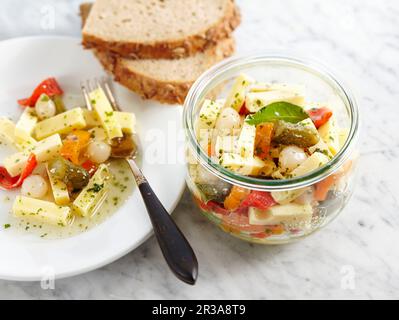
[129,159,198,285]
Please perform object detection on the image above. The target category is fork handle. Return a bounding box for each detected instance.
[127,159,198,285]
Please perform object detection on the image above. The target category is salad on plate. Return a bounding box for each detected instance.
[0,78,137,238]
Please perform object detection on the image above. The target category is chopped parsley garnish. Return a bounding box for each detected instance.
[87,183,104,193]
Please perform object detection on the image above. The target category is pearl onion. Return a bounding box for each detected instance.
[87,141,111,163]
[279,146,308,173]
[215,107,241,136]
[21,175,48,199]
[35,94,56,120]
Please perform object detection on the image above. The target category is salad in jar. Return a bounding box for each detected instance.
[187,73,354,243]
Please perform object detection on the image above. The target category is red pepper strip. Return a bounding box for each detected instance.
[240,191,277,211]
[81,160,98,177]
[307,107,333,129]
[18,78,63,107]
[0,154,37,189]
[238,102,251,116]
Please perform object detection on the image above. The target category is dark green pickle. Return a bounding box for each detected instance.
[272,120,319,147]
[48,157,89,191]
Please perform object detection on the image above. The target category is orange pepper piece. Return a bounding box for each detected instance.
[255,123,274,159]
[60,130,90,165]
[224,185,251,211]
[265,224,285,235]
[314,160,353,201]
[207,142,212,157]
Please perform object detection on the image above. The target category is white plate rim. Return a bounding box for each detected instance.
[0,35,187,281]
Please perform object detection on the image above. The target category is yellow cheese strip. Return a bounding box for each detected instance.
[290,152,330,178]
[116,112,136,134]
[15,108,38,140]
[223,74,253,111]
[46,165,70,205]
[88,127,108,141]
[308,139,333,158]
[245,90,305,113]
[83,109,101,127]
[318,116,340,156]
[197,99,223,131]
[73,164,110,217]
[249,204,313,226]
[35,108,86,140]
[237,121,256,157]
[271,188,307,205]
[219,153,265,176]
[83,110,135,134]
[249,83,304,93]
[0,117,36,151]
[12,195,71,226]
[4,134,62,177]
[215,135,239,157]
[89,88,123,139]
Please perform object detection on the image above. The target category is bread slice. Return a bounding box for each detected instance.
[82,0,240,59]
[80,3,235,104]
[94,38,235,104]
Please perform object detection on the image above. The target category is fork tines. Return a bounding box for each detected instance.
[81,78,121,112]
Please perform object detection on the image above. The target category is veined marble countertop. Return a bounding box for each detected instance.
[0,0,398,299]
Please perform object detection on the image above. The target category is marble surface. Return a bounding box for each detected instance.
[0,0,399,299]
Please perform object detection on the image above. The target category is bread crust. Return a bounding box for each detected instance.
[82,0,240,60]
[93,38,235,105]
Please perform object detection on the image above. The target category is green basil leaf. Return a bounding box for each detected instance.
[245,101,309,126]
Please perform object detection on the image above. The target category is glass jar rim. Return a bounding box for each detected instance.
[183,55,359,191]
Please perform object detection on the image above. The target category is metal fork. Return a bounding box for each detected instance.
[81,79,198,285]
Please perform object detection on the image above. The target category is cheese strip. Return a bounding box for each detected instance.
[13,196,71,226]
[215,135,239,157]
[0,117,36,151]
[245,90,305,112]
[318,116,340,155]
[290,152,330,178]
[219,153,265,176]
[73,164,110,217]
[4,134,62,177]
[249,83,304,93]
[249,204,313,226]
[35,108,86,140]
[46,165,70,205]
[83,110,136,134]
[88,127,108,142]
[15,108,38,140]
[223,74,253,111]
[197,99,223,131]
[237,121,256,157]
[89,88,123,139]
[271,188,307,205]
[308,139,333,158]
[116,112,136,134]
[83,109,101,127]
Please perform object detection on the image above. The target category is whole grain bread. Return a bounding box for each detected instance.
[94,38,234,104]
[81,3,235,104]
[82,0,240,59]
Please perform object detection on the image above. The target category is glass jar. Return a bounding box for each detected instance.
[183,55,359,244]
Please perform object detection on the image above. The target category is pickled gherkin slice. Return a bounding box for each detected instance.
[272,119,319,147]
[196,182,232,203]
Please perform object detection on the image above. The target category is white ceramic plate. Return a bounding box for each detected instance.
[0,36,186,281]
